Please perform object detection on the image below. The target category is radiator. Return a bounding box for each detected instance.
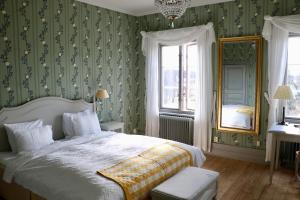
[159,114,194,145]
[280,142,300,168]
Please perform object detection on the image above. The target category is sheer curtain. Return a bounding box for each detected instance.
[262,14,300,161]
[141,23,215,151]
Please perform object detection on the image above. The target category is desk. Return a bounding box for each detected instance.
[268,123,300,184]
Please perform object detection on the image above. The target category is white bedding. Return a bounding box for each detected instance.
[2,131,205,200]
[221,105,252,129]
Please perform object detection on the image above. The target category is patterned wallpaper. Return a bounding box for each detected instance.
[1,0,300,149]
[0,0,144,133]
[138,0,300,149]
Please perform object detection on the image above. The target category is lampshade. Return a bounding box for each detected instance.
[273,85,295,100]
[95,89,109,99]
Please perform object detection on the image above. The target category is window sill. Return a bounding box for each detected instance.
[159,111,194,119]
[286,117,300,124]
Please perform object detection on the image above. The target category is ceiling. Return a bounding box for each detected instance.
[77,0,234,16]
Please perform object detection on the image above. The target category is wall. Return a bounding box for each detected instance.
[138,0,300,150]
[0,0,144,132]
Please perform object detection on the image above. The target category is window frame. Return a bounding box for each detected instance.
[185,43,198,111]
[158,43,196,115]
[284,34,300,122]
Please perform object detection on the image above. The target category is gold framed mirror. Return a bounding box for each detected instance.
[217,36,262,135]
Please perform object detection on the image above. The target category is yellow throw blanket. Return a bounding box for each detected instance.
[97,143,193,200]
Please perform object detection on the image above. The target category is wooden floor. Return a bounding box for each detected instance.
[203,155,300,200]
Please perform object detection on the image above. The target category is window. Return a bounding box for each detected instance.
[286,36,300,118]
[160,43,197,113]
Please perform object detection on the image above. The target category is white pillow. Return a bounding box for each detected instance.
[71,110,101,136]
[62,113,75,137]
[4,120,43,153]
[13,125,54,153]
[62,110,90,138]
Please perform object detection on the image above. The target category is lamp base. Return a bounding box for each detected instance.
[277,106,288,126]
[277,121,288,126]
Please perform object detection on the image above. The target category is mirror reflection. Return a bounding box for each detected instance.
[218,36,262,135]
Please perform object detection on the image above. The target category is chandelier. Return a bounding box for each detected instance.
[155,0,191,27]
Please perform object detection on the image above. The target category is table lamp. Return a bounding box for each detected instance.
[94,89,109,111]
[273,85,294,125]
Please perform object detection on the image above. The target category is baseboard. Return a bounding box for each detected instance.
[207,143,267,165]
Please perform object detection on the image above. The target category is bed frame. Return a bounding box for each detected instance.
[0,97,93,200]
[0,167,45,200]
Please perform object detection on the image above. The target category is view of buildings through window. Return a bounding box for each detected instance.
[286,36,300,118]
[160,43,197,112]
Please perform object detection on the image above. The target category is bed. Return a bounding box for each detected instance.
[0,97,205,200]
[221,104,254,129]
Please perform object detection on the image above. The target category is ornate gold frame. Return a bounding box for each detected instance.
[217,36,262,135]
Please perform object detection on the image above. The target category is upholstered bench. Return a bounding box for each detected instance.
[152,167,219,200]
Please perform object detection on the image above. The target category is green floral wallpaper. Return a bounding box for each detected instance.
[1,0,300,150]
[0,0,144,133]
[138,0,300,149]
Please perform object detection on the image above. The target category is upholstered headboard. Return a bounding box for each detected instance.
[0,97,93,151]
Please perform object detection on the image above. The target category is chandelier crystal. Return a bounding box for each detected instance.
[155,0,191,27]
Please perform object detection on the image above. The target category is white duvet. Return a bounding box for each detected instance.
[2,131,205,200]
[221,105,252,129]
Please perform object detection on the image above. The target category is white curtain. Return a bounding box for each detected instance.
[141,36,160,137]
[262,14,300,161]
[141,23,216,151]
